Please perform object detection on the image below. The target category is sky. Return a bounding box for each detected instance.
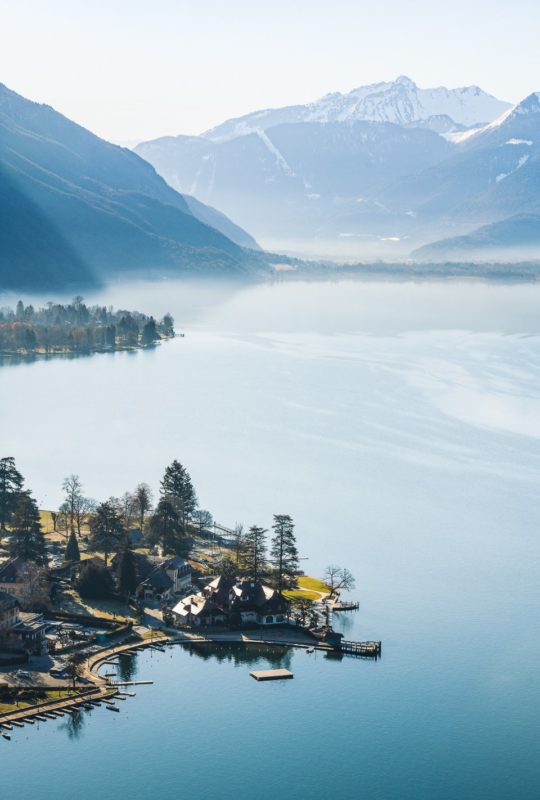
[1,0,540,143]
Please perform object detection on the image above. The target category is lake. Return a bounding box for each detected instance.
[0,277,539,799]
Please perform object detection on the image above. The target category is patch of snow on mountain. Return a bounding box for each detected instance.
[495,154,530,182]
[203,77,510,142]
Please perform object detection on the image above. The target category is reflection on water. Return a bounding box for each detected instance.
[185,641,293,670]
[59,709,85,740]
[117,652,138,683]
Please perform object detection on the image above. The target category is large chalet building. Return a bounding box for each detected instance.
[172,577,289,628]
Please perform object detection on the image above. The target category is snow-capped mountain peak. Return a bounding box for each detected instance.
[203,77,511,143]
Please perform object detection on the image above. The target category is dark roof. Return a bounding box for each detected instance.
[0,558,26,582]
[141,568,173,591]
[202,578,289,614]
[0,589,19,610]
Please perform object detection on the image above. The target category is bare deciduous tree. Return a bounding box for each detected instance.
[323,565,355,597]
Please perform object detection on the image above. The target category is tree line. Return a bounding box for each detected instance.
[1,454,353,605]
[0,296,174,354]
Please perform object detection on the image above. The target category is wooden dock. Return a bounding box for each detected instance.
[331,601,360,611]
[250,669,294,681]
[339,640,381,658]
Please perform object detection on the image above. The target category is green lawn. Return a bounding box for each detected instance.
[297,576,330,594]
[283,589,320,602]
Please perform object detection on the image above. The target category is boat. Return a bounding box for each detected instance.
[2,732,11,740]
[106,705,119,712]
[306,647,315,654]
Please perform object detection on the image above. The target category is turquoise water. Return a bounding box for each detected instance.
[0,278,539,798]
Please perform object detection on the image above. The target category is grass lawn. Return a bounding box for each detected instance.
[283,589,320,602]
[297,576,330,594]
[58,588,137,623]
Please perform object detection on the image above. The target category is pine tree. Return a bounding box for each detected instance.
[65,529,81,563]
[77,562,114,599]
[117,542,138,598]
[0,456,24,532]
[141,317,160,345]
[9,491,47,565]
[160,460,197,527]
[243,526,267,581]
[89,500,124,566]
[270,514,300,590]
[147,498,189,557]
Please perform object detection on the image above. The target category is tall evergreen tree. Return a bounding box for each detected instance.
[141,317,160,345]
[89,499,124,566]
[117,540,138,599]
[0,456,24,532]
[243,526,268,581]
[64,529,81,563]
[270,514,300,591]
[160,460,197,527]
[147,498,189,557]
[9,491,47,565]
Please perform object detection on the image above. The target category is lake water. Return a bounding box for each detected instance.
[0,277,539,799]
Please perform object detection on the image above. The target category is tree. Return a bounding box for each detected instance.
[117,542,138,599]
[64,530,81,563]
[120,492,136,527]
[323,566,356,597]
[159,313,174,337]
[133,483,152,531]
[9,491,47,565]
[76,562,114,599]
[141,317,160,345]
[147,498,189,557]
[62,474,82,536]
[193,509,213,535]
[66,653,85,690]
[89,500,125,566]
[215,555,237,580]
[0,456,24,532]
[232,523,246,567]
[270,514,300,591]
[74,495,95,538]
[291,596,314,627]
[242,526,267,581]
[160,460,197,527]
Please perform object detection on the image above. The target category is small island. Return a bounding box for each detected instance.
[0,297,175,359]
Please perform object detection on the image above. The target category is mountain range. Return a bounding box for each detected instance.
[0,83,261,290]
[136,77,540,260]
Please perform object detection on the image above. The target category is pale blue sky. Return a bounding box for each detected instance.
[1,0,539,142]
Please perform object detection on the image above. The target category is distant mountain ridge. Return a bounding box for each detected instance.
[136,76,528,259]
[203,76,510,141]
[0,83,260,290]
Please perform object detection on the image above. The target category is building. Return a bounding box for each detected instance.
[137,556,192,602]
[171,577,289,628]
[0,558,49,610]
[0,590,19,637]
[0,589,46,654]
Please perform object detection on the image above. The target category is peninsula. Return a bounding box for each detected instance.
[0,297,175,359]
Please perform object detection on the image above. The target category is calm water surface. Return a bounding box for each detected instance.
[0,278,539,799]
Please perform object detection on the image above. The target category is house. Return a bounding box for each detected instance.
[0,589,46,654]
[0,558,28,599]
[136,556,192,602]
[10,612,47,654]
[229,579,289,626]
[171,577,289,628]
[0,590,19,637]
[0,558,48,610]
